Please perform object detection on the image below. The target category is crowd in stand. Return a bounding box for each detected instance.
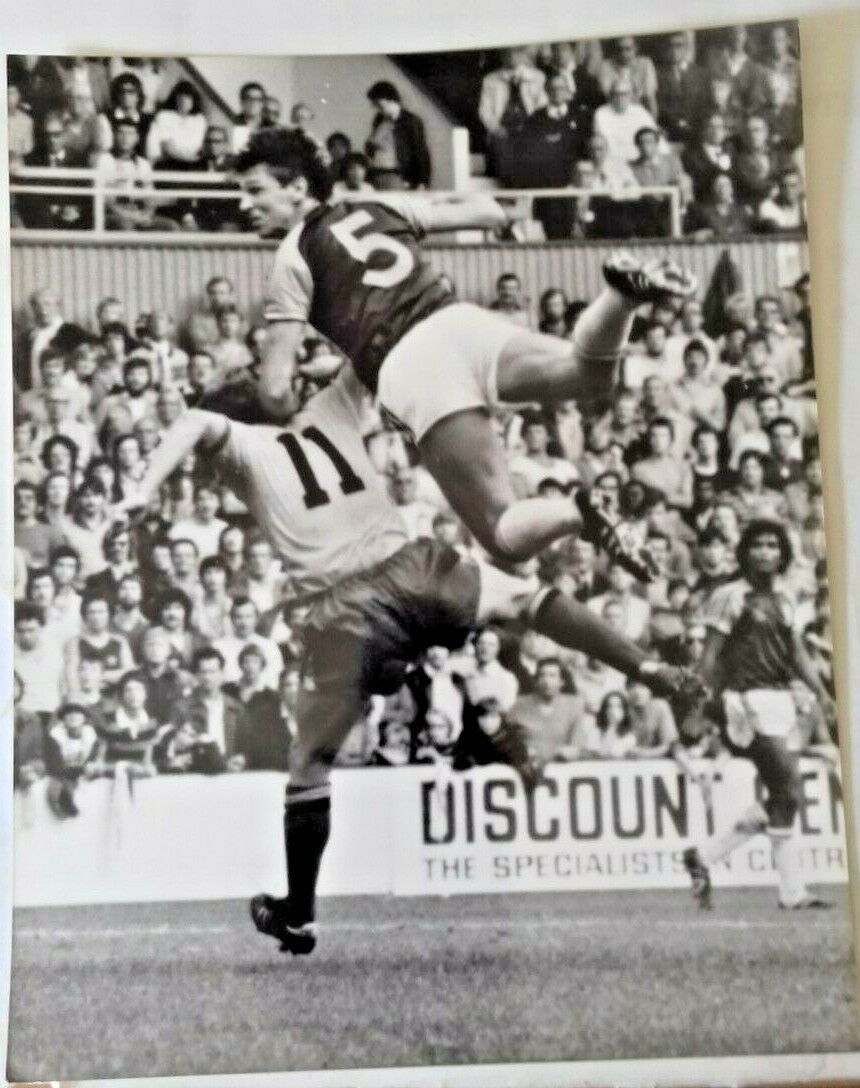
[8,24,806,240]
[11,249,837,813]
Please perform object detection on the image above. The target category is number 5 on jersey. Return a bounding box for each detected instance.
[278,425,365,509]
[330,210,415,288]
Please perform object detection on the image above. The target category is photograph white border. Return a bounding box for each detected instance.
[1,2,858,1085]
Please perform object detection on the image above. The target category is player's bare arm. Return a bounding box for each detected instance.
[259,319,306,420]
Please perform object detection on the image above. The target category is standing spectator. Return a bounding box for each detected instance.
[665,298,716,376]
[14,479,65,569]
[479,47,547,178]
[508,409,580,496]
[365,80,431,190]
[223,644,288,770]
[183,648,249,771]
[598,37,658,117]
[233,535,287,614]
[215,597,283,688]
[15,602,66,721]
[567,537,610,602]
[593,78,658,164]
[761,24,801,112]
[489,272,531,328]
[177,125,241,232]
[656,30,709,142]
[192,556,234,641]
[154,589,202,668]
[94,671,160,775]
[141,311,189,389]
[587,562,651,644]
[145,80,207,167]
[218,524,246,590]
[753,294,804,387]
[13,415,44,485]
[182,351,218,407]
[707,25,771,116]
[622,321,670,392]
[49,545,84,632]
[630,418,692,509]
[107,72,153,146]
[729,450,789,527]
[325,131,352,175]
[18,111,93,231]
[13,287,88,394]
[107,59,168,115]
[95,118,179,232]
[110,572,149,660]
[85,522,137,608]
[684,172,751,239]
[464,628,519,712]
[524,73,587,239]
[13,672,46,790]
[8,79,35,163]
[230,82,266,155]
[512,656,591,766]
[682,114,734,202]
[64,592,134,692]
[756,168,805,232]
[63,479,112,581]
[44,703,100,816]
[137,626,191,726]
[669,340,727,432]
[169,482,228,559]
[168,538,203,604]
[732,115,782,211]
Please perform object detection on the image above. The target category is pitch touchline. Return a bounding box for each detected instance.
[15,916,846,940]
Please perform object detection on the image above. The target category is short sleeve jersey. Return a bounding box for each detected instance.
[219,372,409,597]
[702,577,799,691]
[264,196,454,392]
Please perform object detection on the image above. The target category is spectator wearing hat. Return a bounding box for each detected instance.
[365,80,431,190]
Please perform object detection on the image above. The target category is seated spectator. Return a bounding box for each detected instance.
[94,670,160,775]
[85,521,137,607]
[95,118,179,232]
[96,357,158,435]
[326,131,352,175]
[331,152,374,197]
[369,716,412,767]
[753,293,805,387]
[26,564,75,646]
[629,126,689,236]
[209,307,253,377]
[630,417,692,509]
[682,114,734,202]
[479,47,547,179]
[365,80,431,190]
[60,88,112,163]
[18,112,93,229]
[107,71,153,146]
[182,647,249,772]
[656,30,709,142]
[168,537,203,604]
[625,678,679,757]
[185,275,240,353]
[218,524,246,590]
[140,311,189,389]
[590,388,641,452]
[404,646,465,755]
[729,449,789,526]
[13,671,46,790]
[111,432,147,500]
[145,80,207,167]
[665,298,716,376]
[565,537,609,602]
[44,703,100,815]
[90,324,134,408]
[684,172,751,239]
[577,690,635,757]
[14,479,66,569]
[169,482,228,560]
[389,468,437,541]
[182,351,218,407]
[593,78,658,164]
[215,596,283,688]
[689,424,733,494]
[14,414,44,484]
[622,321,670,391]
[707,25,771,117]
[732,114,784,211]
[598,36,658,116]
[230,81,266,155]
[49,544,83,627]
[13,286,89,394]
[15,601,66,723]
[463,627,519,712]
[508,408,580,496]
[581,132,640,237]
[587,562,651,644]
[175,125,242,232]
[755,167,805,232]
[489,272,531,328]
[760,23,801,116]
[64,591,134,692]
[231,534,287,614]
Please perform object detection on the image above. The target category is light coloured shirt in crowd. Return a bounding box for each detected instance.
[571,662,626,715]
[630,698,677,750]
[62,520,113,581]
[27,317,64,392]
[108,58,168,114]
[94,151,154,201]
[368,118,398,171]
[512,692,590,764]
[145,110,207,163]
[592,156,640,196]
[16,640,66,714]
[9,108,34,157]
[147,342,190,388]
[508,453,580,497]
[210,339,254,378]
[664,331,717,375]
[464,660,519,713]
[169,516,229,560]
[221,370,408,597]
[587,592,651,645]
[757,198,805,230]
[478,65,547,133]
[396,500,438,542]
[191,597,234,642]
[240,570,288,615]
[593,102,658,163]
[597,56,658,106]
[630,454,692,507]
[669,376,727,432]
[49,722,99,767]
[622,351,678,391]
[214,633,284,689]
[199,693,226,754]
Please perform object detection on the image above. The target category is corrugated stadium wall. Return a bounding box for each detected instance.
[9,236,808,332]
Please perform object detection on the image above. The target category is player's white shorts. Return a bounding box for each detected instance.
[377,302,521,443]
[723,689,797,749]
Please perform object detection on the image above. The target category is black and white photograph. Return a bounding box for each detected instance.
[3,10,860,1086]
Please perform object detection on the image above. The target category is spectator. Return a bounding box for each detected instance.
[598,37,658,116]
[669,340,727,432]
[325,131,352,175]
[389,469,437,541]
[753,294,804,387]
[682,114,734,202]
[154,588,202,668]
[140,310,189,389]
[14,479,65,569]
[15,601,66,721]
[331,152,374,197]
[137,625,191,726]
[62,478,112,580]
[49,544,84,630]
[523,72,586,239]
[732,115,782,211]
[107,71,153,146]
[169,482,228,559]
[508,409,580,496]
[218,524,247,590]
[13,287,88,394]
[223,644,289,770]
[110,572,149,659]
[177,125,242,233]
[13,672,46,790]
[14,415,44,485]
[630,417,692,509]
[210,307,254,376]
[566,537,610,602]
[215,596,283,688]
[95,118,179,232]
[231,81,266,155]
[629,127,689,237]
[168,538,203,604]
[232,535,287,614]
[479,47,547,177]
[593,78,658,164]
[584,131,639,198]
[39,473,72,534]
[191,556,234,641]
[587,562,651,644]
[94,670,160,774]
[684,172,751,239]
[365,80,431,190]
[763,417,805,490]
[547,40,604,110]
[538,289,573,338]
[755,167,805,232]
[186,275,240,353]
[489,272,531,328]
[64,591,134,692]
[182,647,249,771]
[405,646,464,754]
[729,449,789,527]
[464,628,519,712]
[689,425,732,493]
[17,111,94,230]
[625,679,679,757]
[85,521,137,606]
[707,25,771,116]
[60,88,112,163]
[665,298,716,376]
[656,30,710,142]
[760,24,800,112]
[8,79,35,163]
[44,703,100,815]
[145,80,207,167]
[262,96,281,127]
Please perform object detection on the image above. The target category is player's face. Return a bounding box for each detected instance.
[747,533,782,575]
[239,164,306,237]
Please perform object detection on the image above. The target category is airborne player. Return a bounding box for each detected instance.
[122,367,704,956]
[235,126,697,581]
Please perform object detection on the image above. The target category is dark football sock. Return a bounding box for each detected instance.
[532,588,645,678]
[284,784,332,926]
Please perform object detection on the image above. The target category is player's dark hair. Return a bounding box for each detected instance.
[236,126,333,202]
[737,518,793,577]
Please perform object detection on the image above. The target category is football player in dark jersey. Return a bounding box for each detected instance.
[683,519,837,911]
[235,126,697,582]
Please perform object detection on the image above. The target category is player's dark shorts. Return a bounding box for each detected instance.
[302,539,481,699]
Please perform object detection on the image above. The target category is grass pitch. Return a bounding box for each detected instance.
[7,887,859,1081]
